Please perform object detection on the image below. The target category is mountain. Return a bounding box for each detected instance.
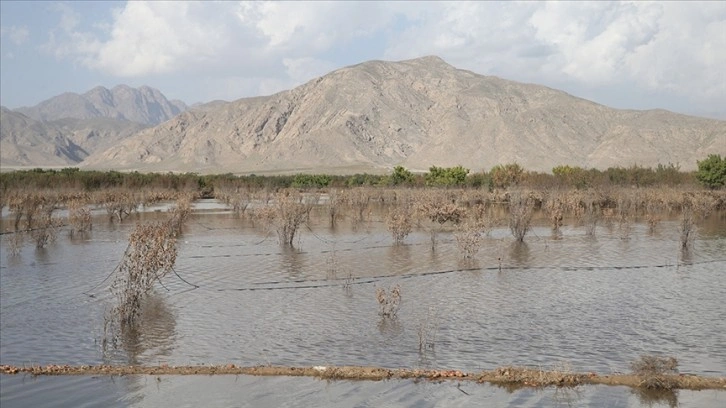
[1,85,185,167]
[0,107,88,166]
[15,85,187,126]
[82,56,725,174]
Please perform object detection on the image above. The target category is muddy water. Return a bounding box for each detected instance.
[1,200,725,406]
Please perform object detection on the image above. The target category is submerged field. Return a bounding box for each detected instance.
[1,189,725,407]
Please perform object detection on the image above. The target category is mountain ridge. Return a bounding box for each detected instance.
[2,57,724,173]
[82,56,725,173]
[14,85,187,126]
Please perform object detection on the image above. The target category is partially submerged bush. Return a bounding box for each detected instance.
[508,193,533,242]
[253,191,314,246]
[106,221,178,343]
[69,200,92,236]
[376,285,401,318]
[387,206,413,245]
[454,221,483,259]
[630,355,679,390]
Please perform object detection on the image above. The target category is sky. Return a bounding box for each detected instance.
[1,1,725,119]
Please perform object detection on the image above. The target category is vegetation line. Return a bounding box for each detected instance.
[1,364,724,391]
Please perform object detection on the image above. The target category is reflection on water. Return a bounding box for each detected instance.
[508,241,532,266]
[6,375,723,408]
[1,201,725,406]
[632,387,679,408]
[104,293,177,366]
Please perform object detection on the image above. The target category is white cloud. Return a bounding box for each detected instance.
[40,1,726,112]
[0,25,30,45]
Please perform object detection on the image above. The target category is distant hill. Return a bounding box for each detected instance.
[1,86,186,168]
[15,85,187,126]
[81,56,725,174]
[1,107,87,166]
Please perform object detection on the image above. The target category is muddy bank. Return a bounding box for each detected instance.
[2,364,724,391]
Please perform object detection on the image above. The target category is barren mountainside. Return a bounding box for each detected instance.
[0,107,87,166]
[83,56,725,174]
[15,85,187,126]
[6,57,725,173]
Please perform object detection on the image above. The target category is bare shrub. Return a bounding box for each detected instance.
[415,198,465,225]
[69,200,93,236]
[387,206,413,245]
[217,188,249,216]
[544,195,565,233]
[252,191,313,246]
[417,307,439,352]
[630,355,679,390]
[680,206,695,249]
[105,221,177,344]
[583,202,600,236]
[508,193,533,242]
[167,194,194,236]
[326,189,343,227]
[344,188,372,225]
[30,212,63,248]
[454,221,482,259]
[101,191,140,222]
[414,193,466,249]
[376,284,401,318]
[5,232,24,257]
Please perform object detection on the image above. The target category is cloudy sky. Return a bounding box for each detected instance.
[1,1,724,119]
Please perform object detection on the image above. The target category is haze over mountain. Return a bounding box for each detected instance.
[1,107,87,166]
[80,56,725,174]
[0,107,149,167]
[15,85,187,126]
[1,85,185,167]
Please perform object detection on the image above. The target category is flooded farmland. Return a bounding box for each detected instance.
[1,199,725,407]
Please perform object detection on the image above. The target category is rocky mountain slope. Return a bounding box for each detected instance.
[1,107,87,166]
[82,56,725,174]
[1,86,184,167]
[15,85,187,126]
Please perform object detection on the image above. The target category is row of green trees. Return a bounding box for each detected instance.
[1,155,723,193]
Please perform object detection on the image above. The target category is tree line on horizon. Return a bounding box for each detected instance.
[0,154,724,193]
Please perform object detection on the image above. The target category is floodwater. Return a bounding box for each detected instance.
[1,200,725,407]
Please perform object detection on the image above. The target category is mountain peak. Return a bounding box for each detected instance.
[14,85,186,125]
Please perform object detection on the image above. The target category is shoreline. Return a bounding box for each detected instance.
[2,364,724,391]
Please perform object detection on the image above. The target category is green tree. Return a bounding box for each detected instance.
[389,165,415,186]
[696,154,726,189]
[425,165,469,186]
[552,165,591,189]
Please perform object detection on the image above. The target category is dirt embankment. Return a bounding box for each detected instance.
[2,364,724,391]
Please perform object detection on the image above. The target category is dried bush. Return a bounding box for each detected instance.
[326,189,343,227]
[69,200,92,236]
[101,191,140,222]
[417,307,439,352]
[343,188,371,225]
[582,201,600,236]
[4,231,24,257]
[30,212,63,248]
[106,221,178,343]
[415,199,465,225]
[508,193,533,242]
[680,207,695,249]
[252,191,313,246]
[386,206,413,245]
[167,194,194,236]
[630,355,679,390]
[454,221,483,259]
[217,188,249,216]
[544,195,565,233]
[376,284,401,318]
